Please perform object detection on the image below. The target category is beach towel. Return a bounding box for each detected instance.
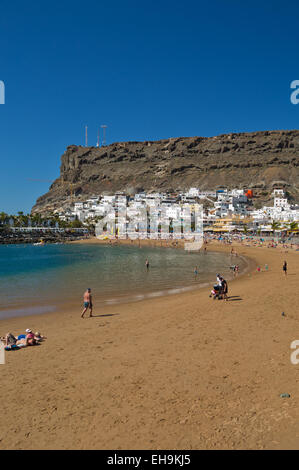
[5,344,20,351]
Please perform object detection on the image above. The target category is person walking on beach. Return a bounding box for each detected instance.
[221,277,228,301]
[283,260,287,276]
[81,288,93,318]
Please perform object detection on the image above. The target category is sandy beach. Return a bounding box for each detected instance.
[1,239,299,450]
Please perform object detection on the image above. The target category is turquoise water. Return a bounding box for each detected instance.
[0,243,246,319]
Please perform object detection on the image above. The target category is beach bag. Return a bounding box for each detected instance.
[6,333,17,346]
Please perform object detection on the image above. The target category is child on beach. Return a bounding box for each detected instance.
[34,331,46,341]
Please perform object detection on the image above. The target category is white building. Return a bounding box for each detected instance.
[274,197,289,209]
[58,186,298,232]
[186,187,200,197]
[272,189,285,197]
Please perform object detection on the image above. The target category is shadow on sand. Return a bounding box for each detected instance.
[227,295,242,302]
[90,313,120,318]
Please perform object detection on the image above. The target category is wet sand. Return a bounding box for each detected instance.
[1,240,299,449]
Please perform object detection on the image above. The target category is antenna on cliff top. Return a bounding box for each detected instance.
[101,124,107,146]
[85,126,88,147]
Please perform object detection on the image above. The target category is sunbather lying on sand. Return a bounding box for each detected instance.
[1,329,47,348]
[34,331,46,341]
[0,333,26,349]
[24,329,39,346]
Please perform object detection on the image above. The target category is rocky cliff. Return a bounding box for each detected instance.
[32,130,299,214]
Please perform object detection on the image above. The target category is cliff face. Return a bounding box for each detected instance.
[32,130,299,214]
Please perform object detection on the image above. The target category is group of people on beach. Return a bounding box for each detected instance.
[1,329,46,350]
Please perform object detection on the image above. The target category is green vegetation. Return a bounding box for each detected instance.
[271,221,281,232]
[0,211,85,229]
[288,221,298,231]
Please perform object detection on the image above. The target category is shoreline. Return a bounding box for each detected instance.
[0,239,253,322]
[1,241,298,449]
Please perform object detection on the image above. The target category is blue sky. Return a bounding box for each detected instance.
[1,0,299,213]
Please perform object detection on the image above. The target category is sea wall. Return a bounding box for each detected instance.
[0,228,91,244]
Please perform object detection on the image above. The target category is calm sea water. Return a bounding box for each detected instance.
[0,243,246,319]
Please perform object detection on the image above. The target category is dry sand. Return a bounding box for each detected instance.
[1,240,299,450]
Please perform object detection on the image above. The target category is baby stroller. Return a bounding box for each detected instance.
[209,284,223,300]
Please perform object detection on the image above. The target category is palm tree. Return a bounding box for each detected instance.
[289,221,298,232]
[21,213,29,226]
[58,219,68,229]
[31,213,42,227]
[0,211,8,225]
[271,221,281,232]
[70,218,83,229]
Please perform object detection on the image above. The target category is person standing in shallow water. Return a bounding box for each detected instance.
[145,259,150,270]
[81,288,93,318]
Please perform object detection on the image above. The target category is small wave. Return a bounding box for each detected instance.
[103,281,213,306]
[0,305,56,320]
